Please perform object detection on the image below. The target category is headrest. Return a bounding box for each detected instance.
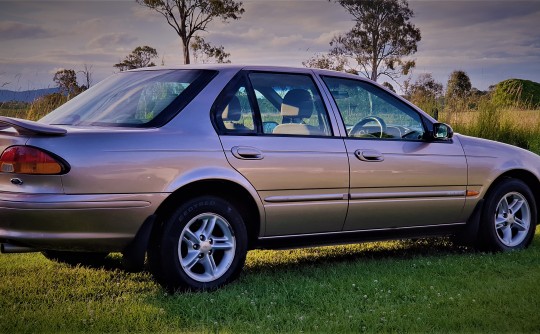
[281,89,313,119]
[222,96,242,122]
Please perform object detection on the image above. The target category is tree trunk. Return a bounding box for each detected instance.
[182,38,191,64]
[371,57,378,82]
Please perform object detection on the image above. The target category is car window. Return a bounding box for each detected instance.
[248,72,332,136]
[213,76,256,134]
[40,70,214,128]
[322,76,425,140]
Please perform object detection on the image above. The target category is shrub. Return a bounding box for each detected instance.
[491,78,540,109]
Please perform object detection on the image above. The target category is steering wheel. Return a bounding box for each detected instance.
[349,116,387,138]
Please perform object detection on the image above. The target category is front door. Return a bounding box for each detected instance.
[214,71,349,236]
[320,75,467,231]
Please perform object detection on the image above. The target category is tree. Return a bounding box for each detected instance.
[404,73,443,101]
[446,70,472,99]
[306,0,420,82]
[382,82,395,92]
[53,69,81,97]
[78,64,93,89]
[114,46,158,71]
[191,36,231,63]
[136,0,244,64]
[302,53,352,73]
[404,73,443,118]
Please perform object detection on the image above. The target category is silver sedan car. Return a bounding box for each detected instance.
[1,65,539,291]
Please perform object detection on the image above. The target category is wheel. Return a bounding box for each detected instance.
[42,250,109,267]
[148,196,248,292]
[349,116,387,138]
[477,178,537,251]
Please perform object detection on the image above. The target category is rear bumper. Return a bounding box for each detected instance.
[0,192,168,252]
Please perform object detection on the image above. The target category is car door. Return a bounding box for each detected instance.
[319,75,467,231]
[214,70,349,236]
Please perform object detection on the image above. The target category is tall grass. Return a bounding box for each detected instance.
[0,93,67,121]
[440,97,540,154]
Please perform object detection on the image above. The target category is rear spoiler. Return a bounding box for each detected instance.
[0,116,67,136]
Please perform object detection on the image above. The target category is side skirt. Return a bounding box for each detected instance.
[256,222,467,250]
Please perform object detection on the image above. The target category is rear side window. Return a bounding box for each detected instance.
[40,70,215,128]
[248,72,332,136]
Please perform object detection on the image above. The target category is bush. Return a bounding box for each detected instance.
[491,78,540,109]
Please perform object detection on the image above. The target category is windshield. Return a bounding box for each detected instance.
[40,69,215,127]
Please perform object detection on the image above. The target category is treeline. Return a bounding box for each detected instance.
[403,71,539,120]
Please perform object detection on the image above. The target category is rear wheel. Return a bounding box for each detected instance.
[42,250,109,267]
[478,178,537,251]
[148,196,248,291]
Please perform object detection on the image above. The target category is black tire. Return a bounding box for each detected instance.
[148,196,248,292]
[477,178,537,251]
[42,250,109,267]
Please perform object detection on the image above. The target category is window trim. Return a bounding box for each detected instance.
[320,75,430,142]
[245,70,335,138]
[212,70,337,138]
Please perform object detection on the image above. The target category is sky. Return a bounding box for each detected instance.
[0,0,539,93]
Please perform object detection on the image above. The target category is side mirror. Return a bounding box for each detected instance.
[432,123,453,140]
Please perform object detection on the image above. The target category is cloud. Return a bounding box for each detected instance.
[131,5,162,22]
[86,33,138,49]
[74,18,104,33]
[0,21,52,40]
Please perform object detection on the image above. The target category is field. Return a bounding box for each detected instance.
[1,232,540,333]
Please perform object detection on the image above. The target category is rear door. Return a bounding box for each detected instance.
[214,70,349,236]
[319,75,467,231]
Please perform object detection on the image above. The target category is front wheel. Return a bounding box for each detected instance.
[478,178,537,251]
[148,196,248,291]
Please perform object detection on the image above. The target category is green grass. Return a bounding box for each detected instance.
[2,231,540,333]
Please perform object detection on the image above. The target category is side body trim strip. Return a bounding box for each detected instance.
[265,193,347,203]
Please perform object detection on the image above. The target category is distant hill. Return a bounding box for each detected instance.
[492,79,540,108]
[0,88,59,103]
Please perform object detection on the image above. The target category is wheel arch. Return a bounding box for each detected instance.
[485,169,540,225]
[154,179,263,249]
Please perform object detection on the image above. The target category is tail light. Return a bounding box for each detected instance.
[0,146,68,175]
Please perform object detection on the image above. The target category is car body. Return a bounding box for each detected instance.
[1,65,539,290]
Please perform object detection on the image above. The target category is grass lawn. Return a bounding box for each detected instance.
[1,230,539,333]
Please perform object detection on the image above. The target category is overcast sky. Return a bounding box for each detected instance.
[1,0,539,93]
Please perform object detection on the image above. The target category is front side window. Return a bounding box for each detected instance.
[322,76,425,140]
[248,72,332,136]
[40,69,214,127]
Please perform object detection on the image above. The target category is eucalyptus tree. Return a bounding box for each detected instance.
[305,0,421,83]
[136,0,244,64]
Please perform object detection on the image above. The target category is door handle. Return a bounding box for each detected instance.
[354,149,384,162]
[231,146,264,160]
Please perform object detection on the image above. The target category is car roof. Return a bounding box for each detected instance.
[128,64,364,80]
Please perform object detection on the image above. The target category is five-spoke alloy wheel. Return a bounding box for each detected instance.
[479,178,537,251]
[179,213,237,283]
[149,196,247,291]
[494,192,531,247]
